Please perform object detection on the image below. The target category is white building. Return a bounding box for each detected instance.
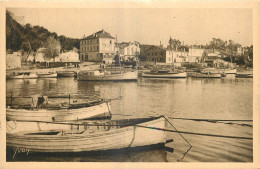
[80,30,116,62]
[118,42,140,61]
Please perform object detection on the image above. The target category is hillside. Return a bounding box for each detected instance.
[6,10,80,53]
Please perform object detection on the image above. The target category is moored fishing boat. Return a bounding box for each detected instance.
[38,72,57,78]
[77,70,138,81]
[57,70,76,77]
[235,71,253,78]
[189,72,221,78]
[6,73,24,79]
[219,68,237,74]
[6,101,111,122]
[142,70,187,78]
[200,68,237,76]
[6,116,166,153]
[23,72,38,79]
[6,72,38,79]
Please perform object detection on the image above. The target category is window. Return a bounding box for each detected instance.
[110,40,112,44]
[155,52,157,55]
[152,53,153,56]
[161,52,163,55]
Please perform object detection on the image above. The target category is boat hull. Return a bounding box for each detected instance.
[6,102,111,122]
[6,117,166,153]
[77,71,138,81]
[142,72,187,78]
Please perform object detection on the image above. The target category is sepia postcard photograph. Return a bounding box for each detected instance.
[0,1,260,169]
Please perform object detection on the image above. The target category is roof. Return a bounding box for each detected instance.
[82,30,115,40]
[117,42,138,49]
[145,45,183,52]
[145,45,168,52]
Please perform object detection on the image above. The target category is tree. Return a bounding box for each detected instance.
[209,38,225,52]
[167,37,181,50]
[44,36,61,60]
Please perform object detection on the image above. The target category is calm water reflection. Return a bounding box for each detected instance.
[6,75,253,162]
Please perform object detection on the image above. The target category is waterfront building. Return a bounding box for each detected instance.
[188,46,204,57]
[186,46,205,63]
[117,42,140,61]
[141,45,184,66]
[80,30,116,62]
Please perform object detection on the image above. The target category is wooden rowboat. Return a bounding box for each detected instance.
[6,101,111,122]
[6,116,166,153]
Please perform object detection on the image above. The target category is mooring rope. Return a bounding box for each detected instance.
[135,125,253,140]
[169,117,253,122]
[111,114,253,127]
[163,116,192,147]
[162,116,192,161]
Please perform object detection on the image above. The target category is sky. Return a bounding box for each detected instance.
[8,8,253,47]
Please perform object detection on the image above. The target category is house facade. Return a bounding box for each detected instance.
[186,46,205,63]
[142,46,184,66]
[118,42,140,61]
[80,30,116,62]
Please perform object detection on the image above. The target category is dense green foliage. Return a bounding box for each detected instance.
[6,10,80,54]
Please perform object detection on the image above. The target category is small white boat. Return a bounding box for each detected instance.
[7,116,166,153]
[38,72,57,78]
[77,70,138,81]
[142,70,187,78]
[6,101,111,122]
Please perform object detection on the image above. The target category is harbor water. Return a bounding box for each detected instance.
[6,75,253,162]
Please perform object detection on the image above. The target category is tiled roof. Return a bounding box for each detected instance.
[82,30,115,40]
